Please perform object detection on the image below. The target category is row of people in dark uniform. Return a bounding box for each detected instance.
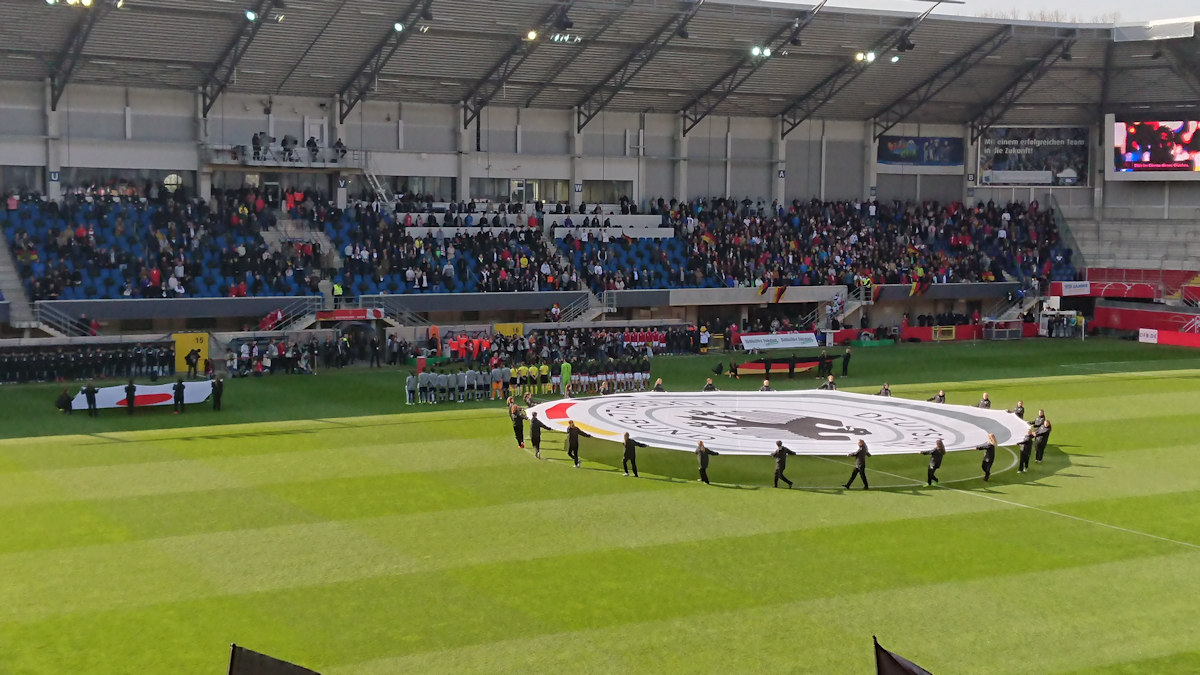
[0,343,175,384]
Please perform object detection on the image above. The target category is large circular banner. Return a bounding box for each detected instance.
[526,391,1030,456]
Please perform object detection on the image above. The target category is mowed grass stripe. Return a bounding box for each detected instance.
[0,484,1182,626]
[327,551,1200,675]
[0,411,507,472]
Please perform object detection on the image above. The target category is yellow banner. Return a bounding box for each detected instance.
[493,322,524,338]
[172,332,210,374]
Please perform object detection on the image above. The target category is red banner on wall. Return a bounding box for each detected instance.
[315,308,384,321]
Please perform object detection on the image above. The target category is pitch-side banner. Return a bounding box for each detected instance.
[738,332,819,351]
[71,381,214,410]
[978,127,1090,186]
[527,391,1030,456]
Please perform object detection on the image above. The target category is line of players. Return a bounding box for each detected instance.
[0,343,175,384]
[503,379,1055,488]
[403,357,654,404]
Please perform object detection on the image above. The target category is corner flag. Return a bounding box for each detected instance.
[874,636,933,674]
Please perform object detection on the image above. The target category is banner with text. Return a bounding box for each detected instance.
[978,127,1090,186]
[877,135,964,167]
[739,332,820,350]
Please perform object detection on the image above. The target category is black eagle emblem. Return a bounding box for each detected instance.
[686,410,869,441]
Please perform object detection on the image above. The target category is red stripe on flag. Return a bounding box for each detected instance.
[116,393,174,407]
[544,402,577,420]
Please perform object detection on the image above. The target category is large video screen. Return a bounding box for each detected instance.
[1113,120,1200,172]
[978,127,1089,186]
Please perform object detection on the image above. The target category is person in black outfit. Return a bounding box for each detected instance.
[55,388,73,414]
[83,380,99,417]
[124,379,136,415]
[759,379,774,392]
[529,411,549,459]
[566,420,591,467]
[1008,400,1025,419]
[771,440,796,488]
[1034,417,1051,463]
[695,441,719,484]
[510,403,527,449]
[927,390,946,404]
[977,392,991,409]
[172,378,186,414]
[818,375,837,390]
[702,377,718,392]
[622,432,646,477]
[922,439,947,486]
[844,439,870,489]
[1017,427,1034,473]
[787,354,796,379]
[652,378,666,392]
[212,376,224,411]
[877,382,892,397]
[976,433,997,481]
[842,347,852,377]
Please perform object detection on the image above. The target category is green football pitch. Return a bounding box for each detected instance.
[0,338,1198,673]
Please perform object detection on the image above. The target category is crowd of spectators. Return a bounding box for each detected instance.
[3,188,324,301]
[561,196,1074,295]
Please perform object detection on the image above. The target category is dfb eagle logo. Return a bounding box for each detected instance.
[686,410,870,441]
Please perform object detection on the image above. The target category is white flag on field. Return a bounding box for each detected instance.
[71,381,213,410]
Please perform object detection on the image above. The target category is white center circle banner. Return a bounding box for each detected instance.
[526,391,1030,456]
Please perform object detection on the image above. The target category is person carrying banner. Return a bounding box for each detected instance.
[1008,400,1025,419]
[566,420,591,468]
[55,387,73,414]
[818,375,837,390]
[976,433,997,481]
[1018,427,1035,473]
[844,440,870,489]
[702,377,718,392]
[771,440,797,488]
[1034,417,1052,463]
[927,390,946,404]
[510,403,527,449]
[529,411,549,459]
[921,439,947,486]
[759,379,774,392]
[978,392,991,409]
[83,380,99,417]
[124,379,136,415]
[842,347,852,377]
[212,376,224,411]
[622,432,646,477]
[877,382,892,397]
[172,378,186,414]
[695,441,720,484]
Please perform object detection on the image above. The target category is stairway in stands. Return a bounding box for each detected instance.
[0,232,38,331]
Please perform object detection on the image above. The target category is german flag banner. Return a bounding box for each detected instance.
[872,285,884,303]
[909,279,931,296]
[772,285,788,303]
[758,283,770,296]
[700,232,716,246]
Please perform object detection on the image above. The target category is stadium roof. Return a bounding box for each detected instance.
[1,0,1198,135]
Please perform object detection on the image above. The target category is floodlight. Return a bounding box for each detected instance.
[762,47,772,57]
[866,51,876,62]
[245,10,257,21]
[752,46,762,56]
[527,30,538,40]
[891,54,900,63]
[394,22,404,32]
[855,52,865,61]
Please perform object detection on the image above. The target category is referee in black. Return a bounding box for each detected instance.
[566,420,590,468]
[529,411,549,459]
[771,440,797,488]
[975,433,997,481]
[844,439,870,490]
[622,432,646,477]
[922,439,947,486]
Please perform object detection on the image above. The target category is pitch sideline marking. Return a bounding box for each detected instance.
[819,455,1200,551]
